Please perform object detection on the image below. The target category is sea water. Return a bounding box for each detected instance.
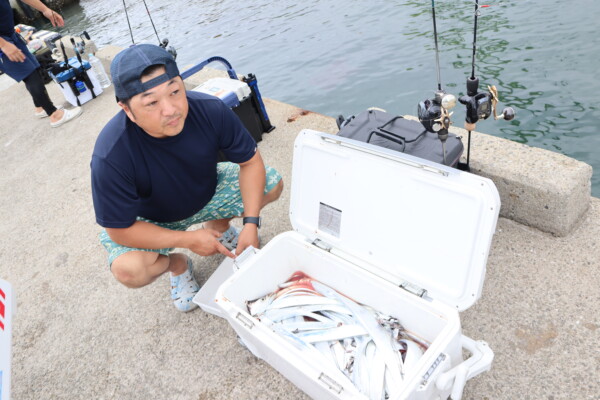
[37,0,600,195]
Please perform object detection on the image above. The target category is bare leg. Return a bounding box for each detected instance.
[111,251,188,288]
[49,108,65,123]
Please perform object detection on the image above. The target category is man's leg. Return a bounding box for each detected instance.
[100,230,199,312]
[110,251,187,288]
[22,68,57,117]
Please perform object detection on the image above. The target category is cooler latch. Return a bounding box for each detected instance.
[312,238,332,252]
[400,281,428,298]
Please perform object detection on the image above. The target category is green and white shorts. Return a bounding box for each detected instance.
[99,162,282,265]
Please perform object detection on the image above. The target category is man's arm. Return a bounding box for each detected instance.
[235,149,266,253]
[106,220,235,258]
[20,0,64,27]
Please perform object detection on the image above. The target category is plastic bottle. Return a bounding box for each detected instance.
[75,80,86,93]
[88,53,111,88]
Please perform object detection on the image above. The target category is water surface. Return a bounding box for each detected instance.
[37,0,600,195]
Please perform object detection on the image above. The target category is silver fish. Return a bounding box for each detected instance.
[296,324,369,343]
[312,281,404,396]
[269,294,343,310]
[268,323,360,396]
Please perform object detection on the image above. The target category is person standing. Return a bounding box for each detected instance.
[0,0,82,127]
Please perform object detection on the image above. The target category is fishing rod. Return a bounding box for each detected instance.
[458,0,515,171]
[121,0,177,59]
[417,0,457,166]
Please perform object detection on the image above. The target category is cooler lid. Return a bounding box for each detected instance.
[289,130,500,311]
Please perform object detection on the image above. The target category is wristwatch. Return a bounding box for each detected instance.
[243,216,261,228]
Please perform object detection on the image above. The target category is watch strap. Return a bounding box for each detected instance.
[243,216,261,228]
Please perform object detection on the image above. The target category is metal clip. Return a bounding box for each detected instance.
[318,373,343,394]
[312,238,332,252]
[235,312,254,330]
[421,353,446,387]
[400,281,428,298]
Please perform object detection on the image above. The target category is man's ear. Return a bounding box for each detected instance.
[118,101,136,122]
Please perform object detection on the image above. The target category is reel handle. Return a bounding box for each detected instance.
[496,107,515,121]
[488,86,515,121]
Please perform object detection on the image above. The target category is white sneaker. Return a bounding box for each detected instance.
[35,105,63,118]
[50,107,83,128]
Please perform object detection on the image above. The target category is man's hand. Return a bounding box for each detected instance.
[188,228,235,258]
[42,8,64,27]
[1,42,25,62]
[235,224,260,255]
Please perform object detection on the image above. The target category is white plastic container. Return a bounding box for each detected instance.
[192,77,251,107]
[54,67,103,107]
[0,280,14,400]
[195,129,500,400]
[87,54,111,89]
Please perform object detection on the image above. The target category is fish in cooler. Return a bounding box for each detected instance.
[246,271,429,400]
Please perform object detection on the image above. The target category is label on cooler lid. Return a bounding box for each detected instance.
[318,203,342,238]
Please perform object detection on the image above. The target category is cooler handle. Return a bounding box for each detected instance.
[435,335,494,400]
[232,246,259,271]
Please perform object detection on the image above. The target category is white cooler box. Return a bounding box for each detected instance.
[195,129,500,400]
[52,57,103,107]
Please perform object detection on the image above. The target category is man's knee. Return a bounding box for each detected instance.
[111,251,164,288]
[111,263,144,288]
[264,179,283,206]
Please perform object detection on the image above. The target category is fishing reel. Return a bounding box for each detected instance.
[73,30,90,55]
[418,90,456,134]
[418,90,456,164]
[456,76,516,171]
[458,77,515,130]
[159,38,177,60]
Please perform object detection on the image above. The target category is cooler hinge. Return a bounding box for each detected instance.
[312,238,332,252]
[400,281,428,298]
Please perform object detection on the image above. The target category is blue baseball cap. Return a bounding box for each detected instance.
[111,43,180,101]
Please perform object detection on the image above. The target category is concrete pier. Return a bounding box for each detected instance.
[0,47,598,400]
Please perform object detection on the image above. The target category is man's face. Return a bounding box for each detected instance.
[119,66,189,138]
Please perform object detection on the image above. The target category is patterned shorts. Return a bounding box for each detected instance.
[99,162,282,265]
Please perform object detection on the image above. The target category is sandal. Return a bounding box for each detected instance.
[170,257,200,312]
[217,225,240,251]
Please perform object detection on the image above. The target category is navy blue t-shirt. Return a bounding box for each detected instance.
[0,0,15,36]
[91,91,257,228]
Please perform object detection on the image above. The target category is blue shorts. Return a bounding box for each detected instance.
[99,162,282,265]
[0,32,40,82]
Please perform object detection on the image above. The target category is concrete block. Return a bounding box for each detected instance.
[95,45,125,77]
[402,115,592,236]
[461,127,592,236]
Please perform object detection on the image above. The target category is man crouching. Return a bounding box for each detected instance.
[91,44,283,312]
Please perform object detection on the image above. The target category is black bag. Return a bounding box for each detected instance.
[337,109,464,167]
